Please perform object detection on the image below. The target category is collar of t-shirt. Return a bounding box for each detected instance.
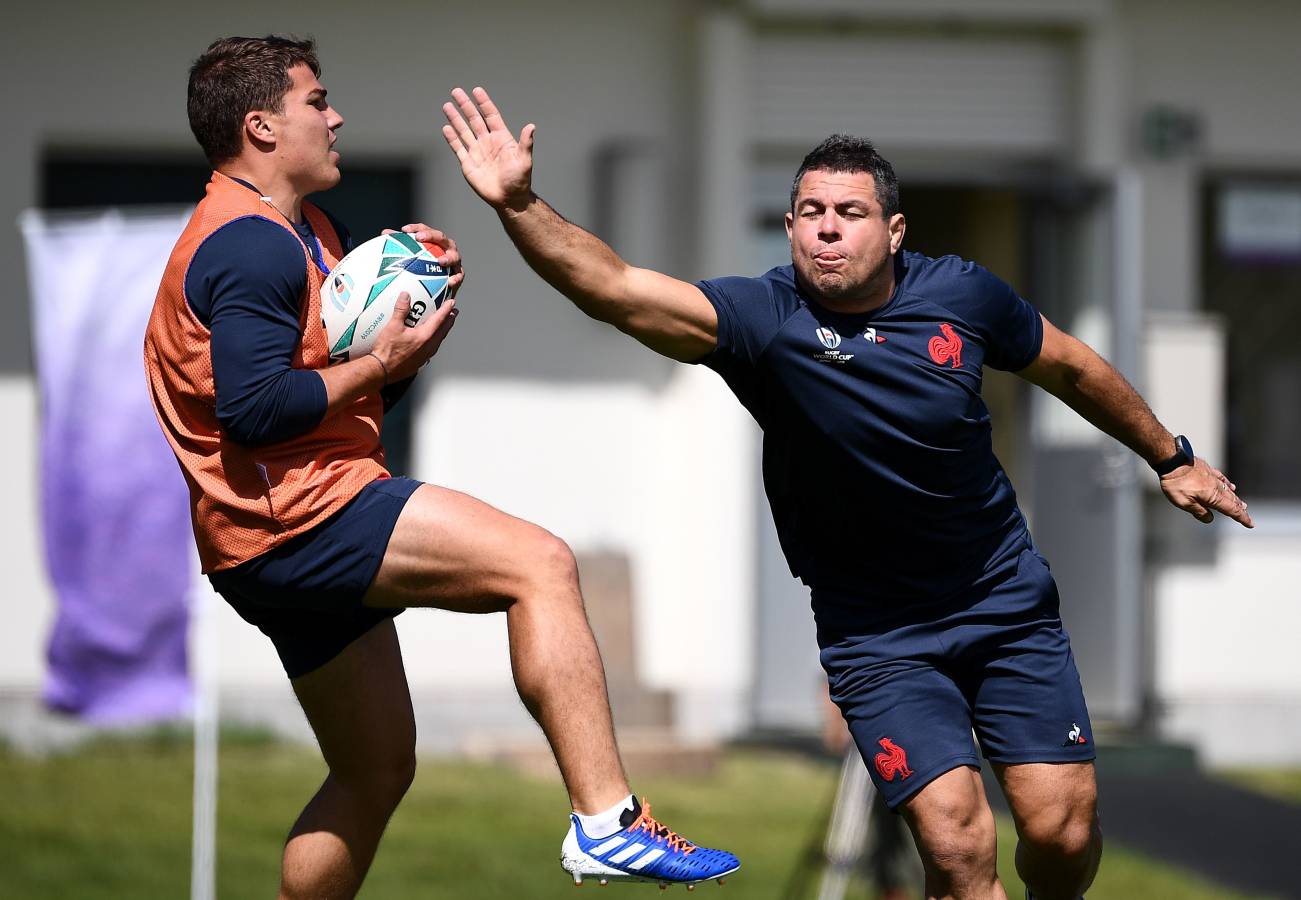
[228,176,328,275]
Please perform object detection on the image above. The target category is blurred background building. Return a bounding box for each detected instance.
[2,0,1298,766]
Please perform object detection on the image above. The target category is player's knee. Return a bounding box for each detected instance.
[525,529,581,599]
[331,741,417,810]
[920,806,998,883]
[365,749,417,810]
[1019,801,1100,866]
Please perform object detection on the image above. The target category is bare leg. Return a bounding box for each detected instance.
[278,619,416,900]
[898,765,1008,900]
[363,483,629,814]
[995,762,1101,900]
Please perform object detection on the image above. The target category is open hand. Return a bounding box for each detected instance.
[441,87,534,211]
[1160,457,1253,528]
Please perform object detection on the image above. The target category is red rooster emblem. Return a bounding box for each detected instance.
[873,737,914,782]
[928,323,963,368]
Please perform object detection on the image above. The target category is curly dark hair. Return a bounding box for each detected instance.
[790,134,899,217]
[187,35,321,166]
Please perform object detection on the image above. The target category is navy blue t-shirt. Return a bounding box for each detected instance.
[696,250,1043,600]
[184,182,412,446]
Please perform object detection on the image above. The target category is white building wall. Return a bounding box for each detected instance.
[1154,520,1301,765]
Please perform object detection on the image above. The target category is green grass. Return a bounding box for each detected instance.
[1216,768,1301,805]
[0,737,1278,899]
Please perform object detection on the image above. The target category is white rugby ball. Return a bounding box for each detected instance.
[321,231,453,365]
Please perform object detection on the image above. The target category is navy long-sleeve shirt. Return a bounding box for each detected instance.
[184,189,411,446]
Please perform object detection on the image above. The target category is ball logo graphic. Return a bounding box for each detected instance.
[328,272,355,312]
[405,299,427,328]
[815,326,841,350]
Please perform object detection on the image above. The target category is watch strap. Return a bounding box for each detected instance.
[1153,434,1195,476]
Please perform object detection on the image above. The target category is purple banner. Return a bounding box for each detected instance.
[22,208,194,724]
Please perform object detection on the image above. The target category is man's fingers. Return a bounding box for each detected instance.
[434,236,460,268]
[1208,465,1235,491]
[1207,484,1254,528]
[380,292,412,336]
[433,305,459,341]
[520,122,536,156]
[442,99,476,149]
[402,224,444,238]
[1185,500,1213,524]
[455,87,490,139]
[442,123,468,159]
[472,86,508,132]
[416,296,456,333]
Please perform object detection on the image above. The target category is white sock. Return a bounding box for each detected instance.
[575,794,636,839]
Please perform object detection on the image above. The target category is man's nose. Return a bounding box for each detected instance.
[817,211,840,238]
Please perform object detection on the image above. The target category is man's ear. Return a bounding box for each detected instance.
[888,212,906,253]
[244,110,276,149]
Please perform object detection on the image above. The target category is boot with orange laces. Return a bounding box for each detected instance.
[561,796,740,889]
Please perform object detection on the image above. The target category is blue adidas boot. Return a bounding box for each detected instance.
[561,797,739,889]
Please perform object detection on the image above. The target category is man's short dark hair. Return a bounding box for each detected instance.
[187,35,321,166]
[790,134,899,217]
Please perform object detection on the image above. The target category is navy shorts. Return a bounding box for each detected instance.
[208,476,422,679]
[814,545,1095,810]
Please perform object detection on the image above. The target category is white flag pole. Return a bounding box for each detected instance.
[191,577,219,900]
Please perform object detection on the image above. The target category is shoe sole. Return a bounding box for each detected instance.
[561,851,739,890]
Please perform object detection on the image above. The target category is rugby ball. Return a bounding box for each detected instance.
[321,231,453,364]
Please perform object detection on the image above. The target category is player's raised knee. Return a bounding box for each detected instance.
[524,528,581,597]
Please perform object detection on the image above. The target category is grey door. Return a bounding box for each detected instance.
[1024,176,1144,725]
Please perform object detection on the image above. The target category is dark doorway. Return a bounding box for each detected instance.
[1202,176,1301,501]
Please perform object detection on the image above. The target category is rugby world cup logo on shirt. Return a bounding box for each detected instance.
[812,325,885,364]
[813,326,853,363]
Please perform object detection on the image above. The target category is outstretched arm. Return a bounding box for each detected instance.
[441,86,717,363]
[1018,315,1252,528]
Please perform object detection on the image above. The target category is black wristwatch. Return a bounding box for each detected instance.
[1153,434,1195,476]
